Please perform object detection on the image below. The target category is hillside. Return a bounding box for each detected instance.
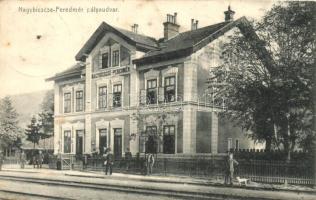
[8,90,54,150]
[9,90,50,128]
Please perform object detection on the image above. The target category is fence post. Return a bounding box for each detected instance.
[164,158,167,176]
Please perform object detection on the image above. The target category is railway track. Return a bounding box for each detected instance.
[0,189,73,200]
[0,174,306,200]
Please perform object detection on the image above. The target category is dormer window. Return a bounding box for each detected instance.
[101,53,109,69]
[112,50,119,67]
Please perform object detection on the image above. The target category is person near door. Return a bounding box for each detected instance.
[102,147,108,175]
[105,147,114,175]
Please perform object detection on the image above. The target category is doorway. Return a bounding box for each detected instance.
[113,128,122,159]
[76,130,84,155]
[99,129,107,154]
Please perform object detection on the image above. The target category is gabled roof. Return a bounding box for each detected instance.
[133,17,272,66]
[48,16,274,82]
[144,21,230,58]
[75,22,159,61]
[46,63,85,82]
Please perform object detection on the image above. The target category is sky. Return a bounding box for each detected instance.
[0,0,275,97]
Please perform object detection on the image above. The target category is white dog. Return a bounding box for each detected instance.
[236,177,250,186]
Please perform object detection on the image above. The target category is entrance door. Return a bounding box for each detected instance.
[99,129,107,154]
[76,130,84,155]
[113,128,122,159]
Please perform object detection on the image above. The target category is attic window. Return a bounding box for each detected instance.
[101,53,109,69]
[112,50,119,67]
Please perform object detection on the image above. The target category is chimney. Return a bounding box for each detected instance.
[131,24,138,33]
[163,12,180,40]
[191,19,199,30]
[224,5,235,22]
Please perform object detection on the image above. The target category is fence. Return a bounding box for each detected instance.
[235,159,313,185]
[47,153,314,186]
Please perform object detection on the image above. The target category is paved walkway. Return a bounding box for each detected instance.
[0,167,315,200]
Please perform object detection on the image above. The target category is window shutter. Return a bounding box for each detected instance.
[140,89,146,105]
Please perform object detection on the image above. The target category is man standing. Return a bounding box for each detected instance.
[37,150,44,168]
[125,147,132,171]
[224,153,230,185]
[20,150,26,169]
[32,152,37,168]
[146,153,155,175]
[105,147,114,175]
[227,152,239,186]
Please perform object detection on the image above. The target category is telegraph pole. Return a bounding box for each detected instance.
[313,54,316,188]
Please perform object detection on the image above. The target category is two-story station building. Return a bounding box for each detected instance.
[47,7,265,159]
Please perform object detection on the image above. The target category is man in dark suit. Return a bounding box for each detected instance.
[105,147,114,175]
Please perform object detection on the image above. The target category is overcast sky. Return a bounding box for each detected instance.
[0,0,275,98]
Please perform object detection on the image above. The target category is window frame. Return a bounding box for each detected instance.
[164,76,176,103]
[75,90,84,112]
[63,130,72,153]
[146,79,157,104]
[113,84,122,108]
[64,92,71,113]
[112,50,120,67]
[101,52,109,69]
[98,86,107,109]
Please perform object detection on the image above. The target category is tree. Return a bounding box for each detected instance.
[0,96,23,150]
[25,116,41,149]
[210,2,315,159]
[38,90,54,141]
[131,104,180,154]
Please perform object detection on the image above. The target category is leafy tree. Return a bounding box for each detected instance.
[0,96,23,150]
[131,105,180,154]
[210,2,315,159]
[25,116,41,149]
[38,90,54,140]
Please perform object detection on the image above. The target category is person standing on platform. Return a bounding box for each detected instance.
[20,150,26,169]
[105,147,114,175]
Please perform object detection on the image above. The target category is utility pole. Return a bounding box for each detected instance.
[313,53,316,188]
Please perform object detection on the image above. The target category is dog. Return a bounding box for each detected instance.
[236,177,250,186]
